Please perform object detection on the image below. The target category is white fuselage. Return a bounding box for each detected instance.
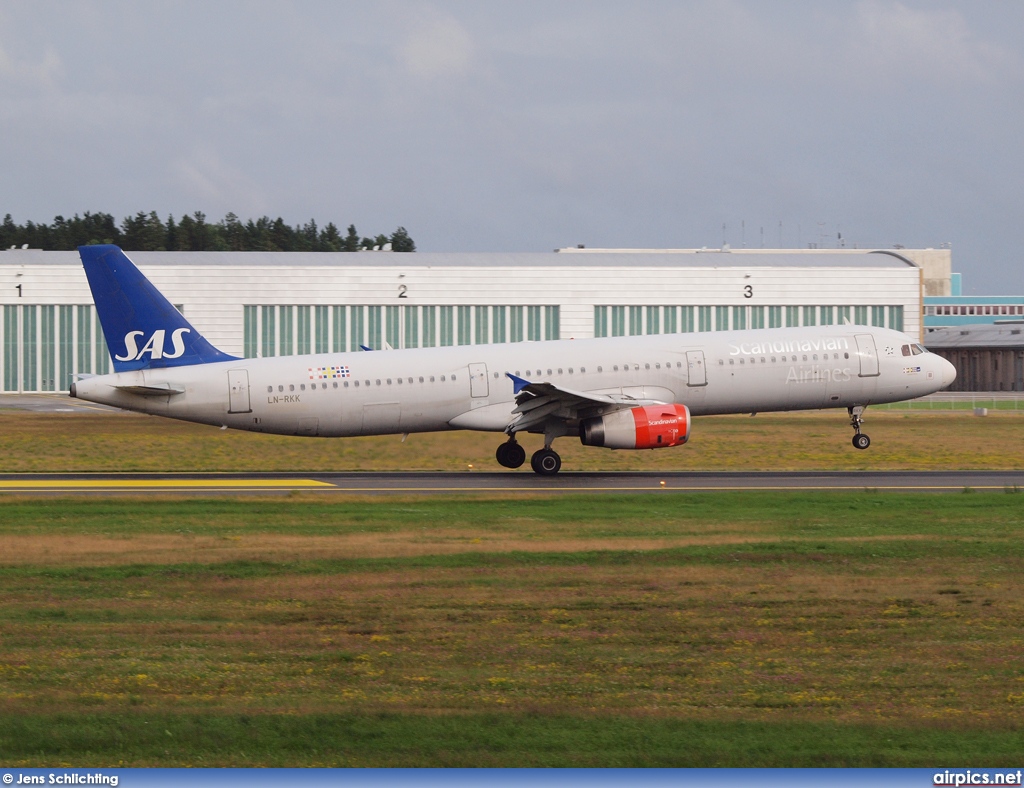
[72,325,954,439]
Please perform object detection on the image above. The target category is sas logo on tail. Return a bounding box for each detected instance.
[115,329,191,361]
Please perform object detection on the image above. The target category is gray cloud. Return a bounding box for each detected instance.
[1,1,1022,292]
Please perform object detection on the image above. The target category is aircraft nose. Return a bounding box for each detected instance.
[939,356,957,388]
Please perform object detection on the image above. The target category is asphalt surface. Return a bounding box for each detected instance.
[0,470,1020,494]
[0,393,118,412]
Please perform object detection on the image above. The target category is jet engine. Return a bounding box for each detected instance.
[579,404,691,450]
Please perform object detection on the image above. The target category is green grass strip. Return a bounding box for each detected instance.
[2,712,1022,767]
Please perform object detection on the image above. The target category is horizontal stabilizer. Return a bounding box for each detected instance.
[115,384,185,396]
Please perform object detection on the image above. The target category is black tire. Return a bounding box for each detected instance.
[530,448,562,476]
[506,442,526,468]
[852,433,871,450]
[496,441,526,469]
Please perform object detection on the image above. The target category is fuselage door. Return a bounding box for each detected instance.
[686,350,707,387]
[469,362,489,398]
[227,369,251,413]
[855,334,880,377]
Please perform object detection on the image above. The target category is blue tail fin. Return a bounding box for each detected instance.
[79,245,238,372]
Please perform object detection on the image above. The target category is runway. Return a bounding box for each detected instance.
[0,470,1021,494]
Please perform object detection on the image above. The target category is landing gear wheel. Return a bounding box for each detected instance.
[530,448,562,476]
[495,440,526,469]
[848,405,870,451]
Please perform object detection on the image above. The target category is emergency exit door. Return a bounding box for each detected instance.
[855,334,880,377]
[469,363,489,398]
[686,350,707,386]
[228,369,251,413]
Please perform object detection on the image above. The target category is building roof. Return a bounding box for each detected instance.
[0,248,915,269]
[925,324,1024,348]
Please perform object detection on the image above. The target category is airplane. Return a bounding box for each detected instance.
[70,245,957,475]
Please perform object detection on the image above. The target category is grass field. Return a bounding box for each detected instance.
[1,493,1023,766]
[0,409,1022,472]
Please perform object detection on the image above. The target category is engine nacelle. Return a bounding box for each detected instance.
[579,404,691,450]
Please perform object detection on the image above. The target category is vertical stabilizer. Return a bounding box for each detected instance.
[79,244,238,371]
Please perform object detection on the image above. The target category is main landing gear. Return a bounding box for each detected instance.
[848,405,871,450]
[530,447,561,476]
[495,437,562,475]
[495,438,526,469]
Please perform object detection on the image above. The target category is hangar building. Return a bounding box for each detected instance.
[1,246,943,393]
[924,325,1024,392]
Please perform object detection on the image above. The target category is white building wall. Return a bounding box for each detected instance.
[0,249,923,392]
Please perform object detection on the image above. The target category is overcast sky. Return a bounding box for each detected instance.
[2,1,1022,292]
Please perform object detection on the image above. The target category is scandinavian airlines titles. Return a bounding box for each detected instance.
[728,336,851,356]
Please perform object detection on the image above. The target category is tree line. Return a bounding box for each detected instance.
[0,211,416,252]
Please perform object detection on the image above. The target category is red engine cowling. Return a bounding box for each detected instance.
[579,404,691,450]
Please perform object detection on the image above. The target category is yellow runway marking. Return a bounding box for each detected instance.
[0,479,332,489]
[313,485,1010,493]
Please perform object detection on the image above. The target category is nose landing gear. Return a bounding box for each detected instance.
[849,405,870,450]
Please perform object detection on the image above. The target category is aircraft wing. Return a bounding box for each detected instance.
[505,373,664,434]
